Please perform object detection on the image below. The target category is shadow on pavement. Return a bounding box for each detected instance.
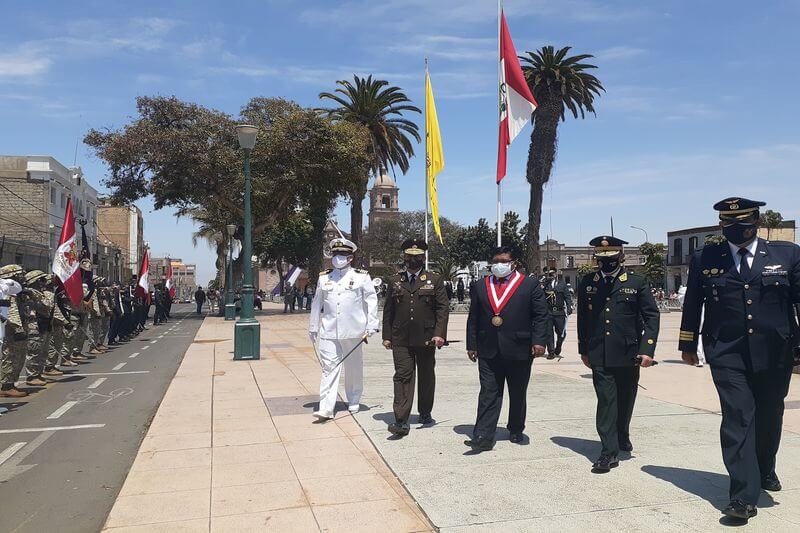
[550,436,598,463]
[641,465,776,510]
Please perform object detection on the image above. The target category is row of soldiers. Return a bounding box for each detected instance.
[0,264,173,399]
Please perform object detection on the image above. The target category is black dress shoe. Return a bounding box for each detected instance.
[418,414,433,425]
[762,472,782,492]
[591,455,619,473]
[388,421,410,436]
[509,432,526,444]
[722,500,757,520]
[464,436,495,451]
[619,440,633,452]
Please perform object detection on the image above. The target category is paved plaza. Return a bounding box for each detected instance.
[102,304,800,532]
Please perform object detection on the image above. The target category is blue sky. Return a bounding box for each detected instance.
[2,0,799,283]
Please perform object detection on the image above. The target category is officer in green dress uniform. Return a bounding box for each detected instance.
[577,236,660,473]
[382,238,450,436]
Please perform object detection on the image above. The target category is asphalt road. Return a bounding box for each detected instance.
[0,304,204,533]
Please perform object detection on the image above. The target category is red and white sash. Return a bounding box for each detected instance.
[485,271,524,316]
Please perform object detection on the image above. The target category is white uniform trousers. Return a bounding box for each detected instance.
[317,337,364,417]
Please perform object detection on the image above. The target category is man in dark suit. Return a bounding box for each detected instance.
[542,268,573,358]
[465,246,549,450]
[577,236,660,473]
[680,197,800,522]
[382,238,450,436]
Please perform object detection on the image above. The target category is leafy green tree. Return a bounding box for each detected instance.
[85,95,370,283]
[638,242,666,288]
[450,218,496,267]
[761,209,783,239]
[319,75,421,247]
[254,211,315,286]
[521,46,604,271]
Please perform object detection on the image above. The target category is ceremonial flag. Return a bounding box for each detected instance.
[166,259,175,299]
[425,68,445,244]
[496,8,537,183]
[136,249,150,303]
[52,197,83,306]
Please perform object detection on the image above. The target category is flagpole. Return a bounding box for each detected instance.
[496,0,502,247]
[424,57,430,271]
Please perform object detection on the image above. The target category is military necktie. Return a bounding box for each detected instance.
[738,248,751,279]
[409,274,416,285]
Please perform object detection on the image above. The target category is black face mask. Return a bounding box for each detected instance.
[405,257,424,270]
[722,222,757,246]
[597,257,620,274]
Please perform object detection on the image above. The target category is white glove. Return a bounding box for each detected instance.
[309,331,318,343]
[366,329,378,337]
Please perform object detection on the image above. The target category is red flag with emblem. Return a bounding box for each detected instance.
[52,197,83,306]
[136,249,150,304]
[497,8,537,183]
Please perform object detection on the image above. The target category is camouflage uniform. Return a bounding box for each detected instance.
[1,289,28,389]
[46,288,70,370]
[23,285,52,380]
[99,288,111,347]
[88,287,104,351]
[71,299,89,356]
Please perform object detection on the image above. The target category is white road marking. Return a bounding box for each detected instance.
[129,352,140,359]
[71,371,149,376]
[150,340,158,344]
[158,335,164,339]
[112,362,127,371]
[46,401,79,420]
[87,378,106,389]
[0,424,106,435]
[141,346,149,350]
[0,442,26,467]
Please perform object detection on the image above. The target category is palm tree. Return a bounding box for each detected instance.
[521,46,604,272]
[319,75,421,247]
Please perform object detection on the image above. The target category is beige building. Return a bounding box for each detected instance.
[97,199,144,282]
[148,257,197,300]
[666,221,796,292]
[0,155,100,271]
[538,238,646,287]
[367,172,399,227]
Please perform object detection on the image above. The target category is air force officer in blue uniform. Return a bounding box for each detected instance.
[679,197,800,522]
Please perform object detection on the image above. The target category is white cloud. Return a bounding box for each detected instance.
[595,46,646,61]
[0,44,52,79]
[389,35,495,62]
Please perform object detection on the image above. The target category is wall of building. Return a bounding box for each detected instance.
[97,202,144,281]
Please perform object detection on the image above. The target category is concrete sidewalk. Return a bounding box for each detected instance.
[355,312,800,532]
[102,306,432,532]
[103,306,800,532]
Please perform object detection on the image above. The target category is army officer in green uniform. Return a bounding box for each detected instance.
[382,238,450,437]
[577,236,660,473]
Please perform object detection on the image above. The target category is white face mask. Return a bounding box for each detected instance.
[490,262,513,279]
[332,255,351,270]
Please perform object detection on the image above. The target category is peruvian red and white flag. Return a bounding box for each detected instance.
[52,197,84,306]
[166,259,175,299]
[136,249,150,303]
[497,8,537,183]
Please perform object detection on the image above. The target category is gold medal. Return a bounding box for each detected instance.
[491,315,503,327]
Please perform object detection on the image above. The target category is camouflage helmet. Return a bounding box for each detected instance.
[0,264,24,279]
[25,270,47,284]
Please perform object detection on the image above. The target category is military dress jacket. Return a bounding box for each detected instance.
[678,239,800,371]
[543,278,573,316]
[309,266,379,340]
[382,270,450,347]
[577,270,660,367]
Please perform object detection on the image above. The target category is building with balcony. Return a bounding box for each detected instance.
[666,221,796,292]
[0,155,100,271]
[538,238,647,287]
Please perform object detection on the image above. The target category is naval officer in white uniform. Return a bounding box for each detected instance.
[309,238,379,420]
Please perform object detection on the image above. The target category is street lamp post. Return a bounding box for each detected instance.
[630,225,648,243]
[233,124,260,360]
[224,223,237,320]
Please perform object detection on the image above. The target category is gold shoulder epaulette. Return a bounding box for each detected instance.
[355,268,369,274]
[319,269,332,275]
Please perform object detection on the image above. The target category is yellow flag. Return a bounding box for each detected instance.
[425,71,445,244]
